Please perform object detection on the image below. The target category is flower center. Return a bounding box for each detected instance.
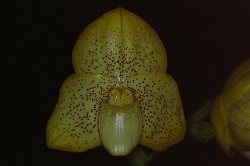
[108,88,134,106]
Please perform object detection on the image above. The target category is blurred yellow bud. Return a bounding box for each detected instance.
[210,58,250,160]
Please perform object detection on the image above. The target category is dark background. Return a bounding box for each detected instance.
[8,0,250,165]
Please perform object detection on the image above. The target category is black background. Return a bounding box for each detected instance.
[8,0,250,165]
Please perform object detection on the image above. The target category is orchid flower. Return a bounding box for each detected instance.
[211,58,250,160]
[46,7,186,156]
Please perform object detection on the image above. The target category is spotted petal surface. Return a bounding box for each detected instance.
[72,7,167,81]
[47,74,118,152]
[124,73,186,151]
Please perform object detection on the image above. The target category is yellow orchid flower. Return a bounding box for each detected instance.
[211,58,250,160]
[46,7,186,156]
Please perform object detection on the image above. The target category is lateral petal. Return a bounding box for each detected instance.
[46,74,118,152]
[124,73,186,151]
